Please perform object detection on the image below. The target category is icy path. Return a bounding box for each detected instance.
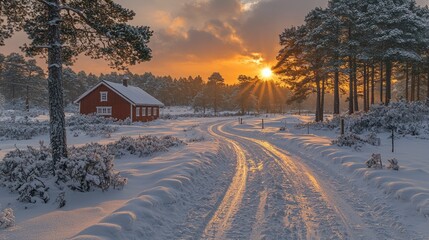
[199,120,425,240]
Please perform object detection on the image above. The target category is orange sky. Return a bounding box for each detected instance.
[2,0,427,83]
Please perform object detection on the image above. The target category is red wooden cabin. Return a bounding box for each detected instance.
[74,79,164,122]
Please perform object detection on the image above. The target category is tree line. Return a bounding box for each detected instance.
[274,0,429,122]
[0,53,288,114]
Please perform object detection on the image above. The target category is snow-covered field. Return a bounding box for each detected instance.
[1,112,429,239]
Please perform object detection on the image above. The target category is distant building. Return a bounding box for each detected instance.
[74,79,164,122]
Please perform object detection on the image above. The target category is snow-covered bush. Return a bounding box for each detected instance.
[67,114,132,126]
[308,101,429,137]
[107,136,185,158]
[67,114,136,137]
[366,153,383,169]
[0,134,183,205]
[0,207,15,229]
[348,101,429,134]
[387,158,399,171]
[365,132,380,146]
[56,143,127,192]
[55,192,66,208]
[331,133,365,150]
[0,142,126,204]
[332,132,382,150]
[0,119,49,140]
[67,114,121,137]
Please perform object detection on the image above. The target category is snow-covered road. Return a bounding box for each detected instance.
[200,120,426,240]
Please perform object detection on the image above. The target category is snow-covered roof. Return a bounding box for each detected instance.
[74,80,164,107]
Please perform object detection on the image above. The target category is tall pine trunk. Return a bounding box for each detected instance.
[417,67,421,101]
[316,75,321,122]
[348,56,354,114]
[405,63,409,101]
[385,60,392,105]
[427,68,429,100]
[334,65,340,115]
[353,59,359,111]
[371,64,375,105]
[411,64,416,101]
[47,0,67,166]
[363,63,368,112]
[366,65,370,110]
[321,77,325,121]
[380,62,384,103]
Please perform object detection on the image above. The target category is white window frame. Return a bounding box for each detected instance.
[136,107,140,117]
[147,107,152,116]
[100,91,108,102]
[96,106,112,116]
[142,107,147,116]
[151,107,154,116]
[155,108,159,116]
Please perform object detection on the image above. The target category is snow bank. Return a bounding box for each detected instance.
[281,134,429,217]
[71,143,224,239]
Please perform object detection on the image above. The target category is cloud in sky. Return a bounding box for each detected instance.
[2,0,428,83]
[118,0,329,82]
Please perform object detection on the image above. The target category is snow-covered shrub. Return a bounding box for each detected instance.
[56,143,127,192]
[365,132,380,146]
[67,114,134,137]
[0,142,52,203]
[55,192,66,208]
[67,114,132,126]
[366,153,383,169]
[348,101,429,134]
[331,133,365,150]
[387,158,399,171]
[0,142,126,204]
[0,119,49,140]
[107,136,185,158]
[0,208,15,229]
[296,115,341,131]
[70,124,118,138]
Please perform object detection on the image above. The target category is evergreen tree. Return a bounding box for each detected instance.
[207,72,225,114]
[1,1,153,163]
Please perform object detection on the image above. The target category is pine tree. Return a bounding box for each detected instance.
[207,72,225,114]
[1,1,153,164]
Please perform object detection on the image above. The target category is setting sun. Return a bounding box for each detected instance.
[261,67,273,79]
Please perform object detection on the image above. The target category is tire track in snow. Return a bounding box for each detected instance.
[200,123,248,239]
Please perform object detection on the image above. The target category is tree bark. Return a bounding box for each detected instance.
[417,68,421,101]
[316,75,321,122]
[366,64,370,110]
[321,77,325,121]
[363,63,367,112]
[334,65,340,115]
[405,63,409,101]
[353,58,359,111]
[427,68,429,100]
[348,56,354,114]
[411,64,416,101]
[371,64,375,105]
[47,0,68,166]
[380,62,384,103]
[385,60,392,105]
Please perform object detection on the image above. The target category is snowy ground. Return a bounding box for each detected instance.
[1,114,429,239]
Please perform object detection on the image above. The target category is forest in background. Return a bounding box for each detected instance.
[0,52,293,114]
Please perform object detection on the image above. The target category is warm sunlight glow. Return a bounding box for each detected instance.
[261,67,273,79]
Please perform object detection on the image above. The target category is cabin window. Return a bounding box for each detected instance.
[151,107,154,116]
[155,108,159,116]
[136,107,140,117]
[142,107,147,116]
[100,92,108,102]
[148,107,152,116]
[96,106,112,116]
